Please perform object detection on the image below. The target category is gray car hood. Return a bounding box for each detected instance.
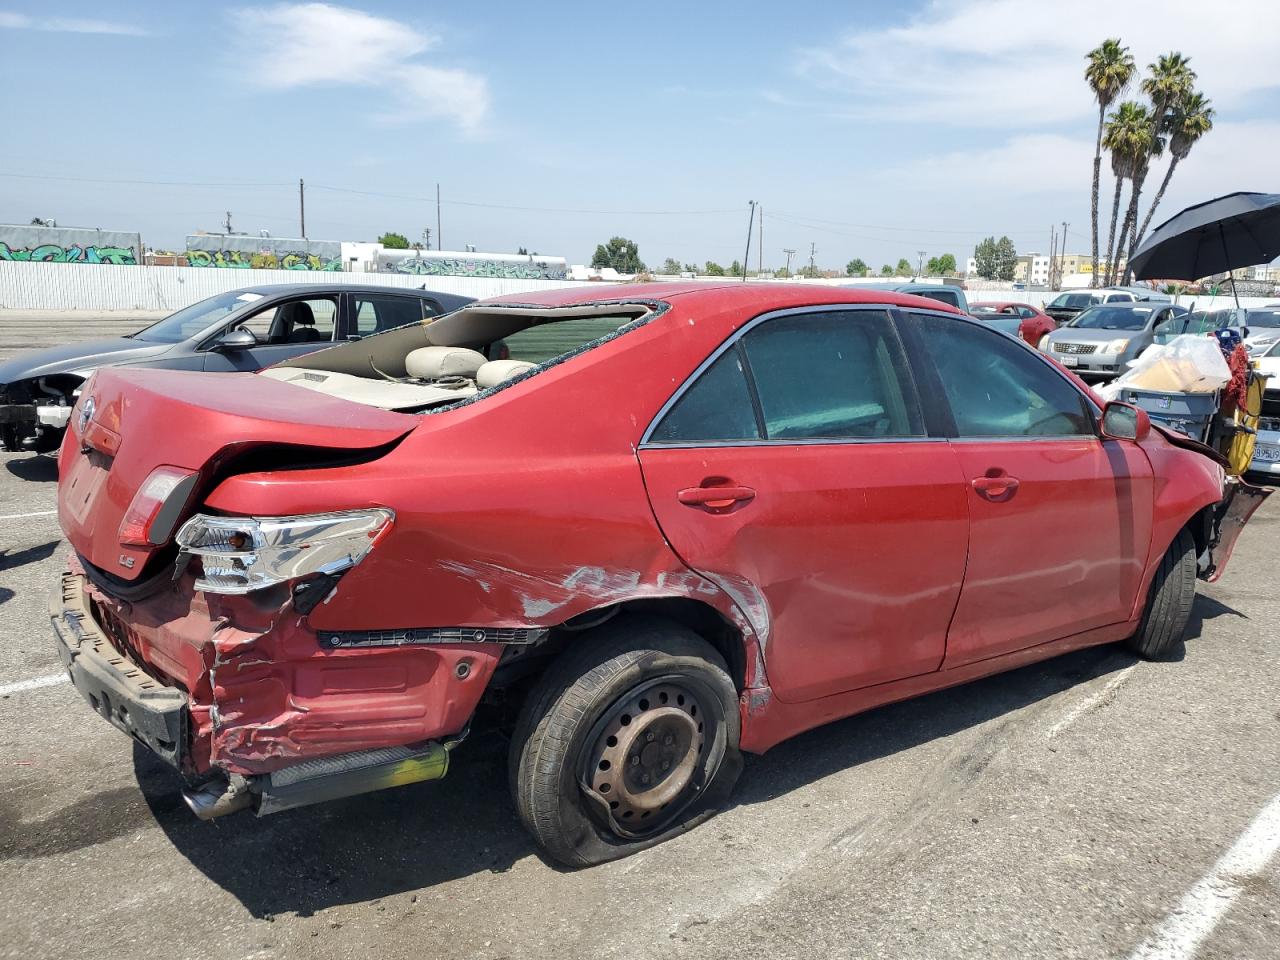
[0,337,172,385]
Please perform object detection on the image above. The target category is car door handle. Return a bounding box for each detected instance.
[972,474,1020,500]
[677,485,756,509]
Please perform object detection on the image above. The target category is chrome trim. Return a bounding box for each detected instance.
[643,436,946,450]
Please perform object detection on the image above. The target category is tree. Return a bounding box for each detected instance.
[774,266,791,278]
[379,232,410,249]
[683,263,697,274]
[1123,53,1194,270]
[880,264,894,276]
[892,258,911,277]
[1136,89,1213,253]
[1085,39,1136,286]
[973,237,998,280]
[846,258,869,276]
[730,260,743,277]
[660,257,683,274]
[994,237,1018,281]
[591,236,645,274]
[925,253,957,276]
[517,246,528,255]
[704,261,726,276]
[1105,101,1161,285]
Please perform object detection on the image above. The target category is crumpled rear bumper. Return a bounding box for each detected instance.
[50,571,188,767]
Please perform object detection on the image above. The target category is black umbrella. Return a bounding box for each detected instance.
[1128,191,1280,304]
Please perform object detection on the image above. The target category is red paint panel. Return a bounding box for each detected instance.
[942,438,1153,668]
[640,443,970,703]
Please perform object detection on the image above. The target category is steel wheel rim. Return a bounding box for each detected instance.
[584,679,713,836]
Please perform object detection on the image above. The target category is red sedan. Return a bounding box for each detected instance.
[971,300,1057,347]
[53,283,1265,866]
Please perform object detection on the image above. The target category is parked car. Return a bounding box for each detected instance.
[52,282,1264,867]
[1041,303,1188,379]
[1248,340,1280,476]
[970,301,1057,347]
[0,283,473,452]
[843,281,969,314]
[1043,287,1167,325]
[1151,307,1254,348]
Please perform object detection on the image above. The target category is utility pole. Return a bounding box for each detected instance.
[299,178,306,239]
[809,242,816,275]
[917,249,927,278]
[757,205,763,277]
[742,201,756,282]
[436,183,442,253]
[224,210,233,235]
[783,248,796,276]
[1049,224,1058,290]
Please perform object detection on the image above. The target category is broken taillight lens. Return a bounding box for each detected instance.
[175,509,394,594]
[118,466,199,547]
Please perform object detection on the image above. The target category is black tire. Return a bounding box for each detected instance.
[1127,528,1197,660]
[509,615,742,867]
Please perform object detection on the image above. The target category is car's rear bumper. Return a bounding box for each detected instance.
[49,570,188,768]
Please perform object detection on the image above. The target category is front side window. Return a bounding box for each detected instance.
[650,310,922,444]
[913,314,1092,438]
[240,297,337,344]
[919,290,959,308]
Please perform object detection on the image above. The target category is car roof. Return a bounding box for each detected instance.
[971,300,1034,309]
[218,282,471,299]
[480,281,965,314]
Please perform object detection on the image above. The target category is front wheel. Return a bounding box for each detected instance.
[1127,528,1197,659]
[509,617,742,867]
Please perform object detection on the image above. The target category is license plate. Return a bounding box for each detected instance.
[1059,355,1078,367]
[1254,443,1280,463]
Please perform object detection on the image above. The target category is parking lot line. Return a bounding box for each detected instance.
[1127,791,1280,960]
[0,673,68,697]
[0,509,58,520]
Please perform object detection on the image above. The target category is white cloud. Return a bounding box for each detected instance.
[231,3,488,132]
[0,12,148,36]
[798,0,1280,126]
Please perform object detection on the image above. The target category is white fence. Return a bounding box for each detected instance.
[0,262,579,312]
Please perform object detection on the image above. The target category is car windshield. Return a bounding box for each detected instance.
[132,290,265,343]
[1248,310,1280,328]
[1071,305,1153,331]
[1048,293,1096,309]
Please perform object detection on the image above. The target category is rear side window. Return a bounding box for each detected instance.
[741,311,921,439]
[919,290,959,308]
[913,314,1092,438]
[355,294,426,335]
[649,350,760,443]
[649,309,922,444]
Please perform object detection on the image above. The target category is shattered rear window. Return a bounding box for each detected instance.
[501,315,639,364]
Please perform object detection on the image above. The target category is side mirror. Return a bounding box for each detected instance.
[1101,401,1151,442]
[215,327,258,350]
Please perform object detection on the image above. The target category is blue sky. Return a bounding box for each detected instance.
[2,0,1277,270]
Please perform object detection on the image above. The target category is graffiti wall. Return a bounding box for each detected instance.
[377,250,569,280]
[185,234,343,271]
[0,225,140,265]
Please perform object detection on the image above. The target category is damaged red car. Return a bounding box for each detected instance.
[52,283,1266,866]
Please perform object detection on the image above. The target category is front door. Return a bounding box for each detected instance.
[904,311,1154,667]
[202,295,341,371]
[638,308,970,703]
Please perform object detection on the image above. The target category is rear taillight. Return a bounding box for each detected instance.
[118,466,199,547]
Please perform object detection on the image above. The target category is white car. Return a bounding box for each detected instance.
[1248,340,1280,476]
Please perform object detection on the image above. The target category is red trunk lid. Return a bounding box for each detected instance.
[59,368,415,581]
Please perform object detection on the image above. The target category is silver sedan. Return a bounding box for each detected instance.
[1039,303,1188,379]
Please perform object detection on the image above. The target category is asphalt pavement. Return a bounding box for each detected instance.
[2,435,1280,959]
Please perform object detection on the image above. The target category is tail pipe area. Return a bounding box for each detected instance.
[182,740,451,820]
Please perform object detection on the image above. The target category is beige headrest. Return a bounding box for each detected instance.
[404,346,487,380]
[476,359,537,388]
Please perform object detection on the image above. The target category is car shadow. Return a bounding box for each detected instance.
[4,454,58,482]
[0,540,59,573]
[136,593,1239,918]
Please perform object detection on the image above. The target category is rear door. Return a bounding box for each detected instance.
[903,311,1154,667]
[638,307,970,703]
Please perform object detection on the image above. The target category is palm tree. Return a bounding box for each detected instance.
[1121,53,1195,276]
[1102,101,1151,286]
[1133,90,1214,252]
[1084,40,1135,286]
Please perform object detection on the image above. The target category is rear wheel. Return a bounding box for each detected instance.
[509,617,741,867]
[1127,528,1197,659]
